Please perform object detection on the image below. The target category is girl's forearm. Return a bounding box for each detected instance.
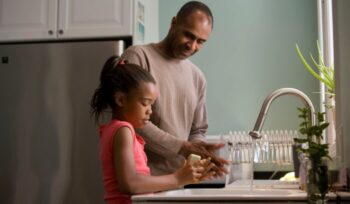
[119,173,181,194]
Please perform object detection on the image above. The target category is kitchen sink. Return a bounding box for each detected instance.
[132,181,307,202]
[154,188,301,196]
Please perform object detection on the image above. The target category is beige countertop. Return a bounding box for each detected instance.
[132,180,350,203]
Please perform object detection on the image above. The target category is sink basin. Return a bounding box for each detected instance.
[132,187,306,202]
[157,188,298,196]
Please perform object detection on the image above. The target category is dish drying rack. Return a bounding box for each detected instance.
[220,130,300,165]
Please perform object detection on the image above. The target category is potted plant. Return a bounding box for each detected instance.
[294,107,331,203]
[295,41,335,99]
[295,41,336,159]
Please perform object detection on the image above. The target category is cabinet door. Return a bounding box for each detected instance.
[0,0,57,42]
[58,0,132,39]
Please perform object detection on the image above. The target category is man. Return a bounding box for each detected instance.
[122,1,227,176]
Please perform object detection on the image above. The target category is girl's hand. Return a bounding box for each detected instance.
[179,141,229,177]
[192,157,217,181]
[174,157,216,186]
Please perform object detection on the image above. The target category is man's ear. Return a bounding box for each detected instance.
[114,92,125,107]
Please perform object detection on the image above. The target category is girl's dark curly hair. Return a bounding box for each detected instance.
[90,56,156,122]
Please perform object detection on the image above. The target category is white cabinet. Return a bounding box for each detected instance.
[0,0,58,41]
[0,0,157,42]
[57,0,132,39]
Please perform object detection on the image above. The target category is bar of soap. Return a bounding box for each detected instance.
[188,154,201,164]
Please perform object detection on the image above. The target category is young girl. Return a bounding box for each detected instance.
[90,56,215,204]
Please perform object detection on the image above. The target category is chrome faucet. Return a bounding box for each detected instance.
[249,88,316,140]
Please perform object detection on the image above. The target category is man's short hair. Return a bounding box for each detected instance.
[176,1,214,28]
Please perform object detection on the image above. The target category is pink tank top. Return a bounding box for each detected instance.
[99,120,150,204]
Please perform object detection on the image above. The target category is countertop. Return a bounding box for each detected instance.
[132,180,350,203]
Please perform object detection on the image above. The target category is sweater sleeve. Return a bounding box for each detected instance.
[189,75,208,142]
[121,46,149,70]
[136,122,184,157]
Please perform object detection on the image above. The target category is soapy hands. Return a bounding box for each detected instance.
[179,141,229,177]
[174,155,216,186]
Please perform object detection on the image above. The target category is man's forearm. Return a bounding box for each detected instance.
[136,122,184,157]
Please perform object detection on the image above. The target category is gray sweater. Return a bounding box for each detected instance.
[121,44,208,175]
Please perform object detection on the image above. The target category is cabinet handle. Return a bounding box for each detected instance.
[58,30,64,35]
[48,30,54,35]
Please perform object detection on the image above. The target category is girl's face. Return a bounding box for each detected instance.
[120,82,158,128]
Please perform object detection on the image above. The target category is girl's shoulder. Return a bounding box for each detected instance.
[110,120,145,145]
[111,119,133,128]
[100,120,136,139]
[111,120,135,134]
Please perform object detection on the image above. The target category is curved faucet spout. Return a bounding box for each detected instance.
[249,88,316,139]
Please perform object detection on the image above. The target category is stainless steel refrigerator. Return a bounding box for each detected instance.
[0,39,129,204]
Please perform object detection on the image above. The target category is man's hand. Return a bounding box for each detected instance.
[179,141,229,177]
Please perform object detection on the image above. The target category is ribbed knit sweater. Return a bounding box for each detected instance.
[121,44,208,175]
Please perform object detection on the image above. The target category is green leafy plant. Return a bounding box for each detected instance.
[294,107,331,202]
[294,107,331,162]
[295,41,335,98]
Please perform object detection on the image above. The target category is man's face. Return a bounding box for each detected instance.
[167,10,212,60]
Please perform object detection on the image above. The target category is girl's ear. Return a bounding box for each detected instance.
[170,16,177,28]
[114,92,125,107]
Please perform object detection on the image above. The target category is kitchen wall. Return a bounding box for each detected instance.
[333,0,350,170]
[159,0,319,135]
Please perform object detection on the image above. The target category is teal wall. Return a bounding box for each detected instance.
[159,0,319,135]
